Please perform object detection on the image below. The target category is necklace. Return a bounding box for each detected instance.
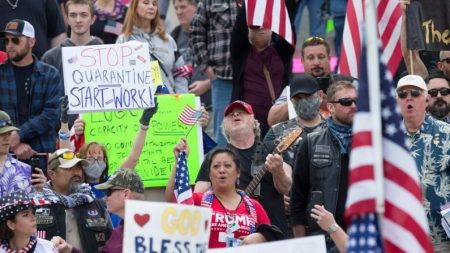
[5,0,19,9]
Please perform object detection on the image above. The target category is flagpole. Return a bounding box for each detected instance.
[365,0,385,217]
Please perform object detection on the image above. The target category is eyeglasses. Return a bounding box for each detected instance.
[397,89,422,99]
[86,156,104,163]
[428,87,450,97]
[3,37,21,45]
[0,119,13,127]
[249,25,261,30]
[104,188,124,197]
[440,57,450,64]
[330,97,357,106]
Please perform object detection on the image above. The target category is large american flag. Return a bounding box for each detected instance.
[339,0,402,78]
[346,45,433,251]
[174,151,194,205]
[245,0,294,46]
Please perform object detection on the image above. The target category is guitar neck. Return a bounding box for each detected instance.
[244,150,281,196]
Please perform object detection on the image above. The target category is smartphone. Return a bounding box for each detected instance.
[309,190,324,208]
[31,157,40,175]
[307,191,324,232]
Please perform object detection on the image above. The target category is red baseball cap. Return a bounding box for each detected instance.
[224,100,254,116]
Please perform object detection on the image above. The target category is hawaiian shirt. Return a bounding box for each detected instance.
[406,114,450,244]
[0,154,33,197]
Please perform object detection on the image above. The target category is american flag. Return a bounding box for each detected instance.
[178,105,202,125]
[346,43,433,252]
[339,0,402,78]
[245,0,294,46]
[174,151,194,205]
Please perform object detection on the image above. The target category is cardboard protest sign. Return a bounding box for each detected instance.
[406,0,450,51]
[84,94,203,187]
[123,200,211,253]
[62,41,160,113]
[208,235,327,253]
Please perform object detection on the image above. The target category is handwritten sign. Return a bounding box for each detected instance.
[208,235,327,253]
[123,200,211,253]
[83,94,203,187]
[62,41,156,113]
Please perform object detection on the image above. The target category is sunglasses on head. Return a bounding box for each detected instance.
[304,36,325,43]
[428,87,450,97]
[440,57,450,64]
[50,151,78,163]
[0,119,13,127]
[104,188,124,197]
[330,97,357,106]
[3,37,21,45]
[397,89,422,99]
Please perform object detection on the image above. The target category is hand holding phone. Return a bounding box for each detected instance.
[30,157,40,185]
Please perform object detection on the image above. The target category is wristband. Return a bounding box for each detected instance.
[140,124,149,131]
[58,130,70,140]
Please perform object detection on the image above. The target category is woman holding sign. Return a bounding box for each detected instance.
[116,0,188,94]
[166,139,283,248]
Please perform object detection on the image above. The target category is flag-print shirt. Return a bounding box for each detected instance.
[406,114,450,244]
[189,0,238,79]
[0,154,33,197]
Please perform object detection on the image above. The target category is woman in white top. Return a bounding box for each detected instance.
[0,191,57,253]
[116,0,188,94]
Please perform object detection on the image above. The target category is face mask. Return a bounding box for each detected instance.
[292,95,320,120]
[83,161,106,179]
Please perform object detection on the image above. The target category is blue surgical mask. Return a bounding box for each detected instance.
[292,95,320,120]
[83,161,106,179]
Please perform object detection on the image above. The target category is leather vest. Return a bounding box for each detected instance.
[305,129,342,235]
[36,200,112,253]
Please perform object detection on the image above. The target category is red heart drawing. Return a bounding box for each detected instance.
[204,220,209,231]
[134,214,150,227]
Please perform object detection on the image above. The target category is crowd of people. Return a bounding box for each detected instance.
[1,0,450,252]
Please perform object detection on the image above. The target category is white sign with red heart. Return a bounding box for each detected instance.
[123,200,212,253]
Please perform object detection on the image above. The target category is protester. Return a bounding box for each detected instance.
[267,36,332,126]
[290,81,357,250]
[0,191,56,252]
[92,0,127,44]
[194,101,292,236]
[35,149,112,253]
[190,0,239,145]
[0,111,46,197]
[0,0,66,58]
[425,73,450,123]
[52,168,146,253]
[0,19,63,166]
[166,140,272,248]
[396,74,450,252]
[230,5,294,137]
[117,0,188,94]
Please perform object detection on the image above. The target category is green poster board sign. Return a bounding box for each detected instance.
[83,94,203,187]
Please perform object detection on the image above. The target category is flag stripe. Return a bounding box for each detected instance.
[383,218,427,252]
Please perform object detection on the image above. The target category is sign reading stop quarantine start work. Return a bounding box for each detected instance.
[62,41,162,113]
[123,200,211,253]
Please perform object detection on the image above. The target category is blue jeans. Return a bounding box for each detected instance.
[294,0,326,37]
[211,78,232,145]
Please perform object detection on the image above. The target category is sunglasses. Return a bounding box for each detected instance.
[428,87,450,97]
[304,36,325,43]
[249,25,261,29]
[397,89,422,99]
[0,119,13,127]
[3,37,21,45]
[104,188,124,197]
[440,57,450,64]
[49,150,78,163]
[330,97,357,106]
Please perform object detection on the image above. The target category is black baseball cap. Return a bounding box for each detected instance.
[290,73,320,98]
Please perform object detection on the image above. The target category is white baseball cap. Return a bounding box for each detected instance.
[396,74,427,91]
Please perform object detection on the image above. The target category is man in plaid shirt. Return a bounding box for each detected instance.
[0,19,62,165]
[190,0,240,145]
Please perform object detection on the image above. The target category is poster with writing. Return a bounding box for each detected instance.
[62,41,159,113]
[83,94,203,187]
[208,236,326,253]
[123,200,211,253]
[406,0,450,51]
